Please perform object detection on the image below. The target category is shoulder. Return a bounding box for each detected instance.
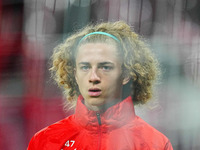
[131,116,173,149]
[27,115,79,150]
[35,115,76,138]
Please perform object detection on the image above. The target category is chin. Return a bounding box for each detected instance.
[88,98,105,105]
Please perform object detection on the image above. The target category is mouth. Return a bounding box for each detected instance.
[88,88,102,97]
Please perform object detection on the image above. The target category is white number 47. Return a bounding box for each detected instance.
[65,140,75,147]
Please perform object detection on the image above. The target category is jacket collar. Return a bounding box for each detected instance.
[74,95,136,132]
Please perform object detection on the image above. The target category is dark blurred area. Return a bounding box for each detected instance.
[0,0,200,149]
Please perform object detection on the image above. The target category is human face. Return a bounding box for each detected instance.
[75,43,129,111]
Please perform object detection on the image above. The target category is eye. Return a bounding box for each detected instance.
[100,66,113,71]
[80,65,90,71]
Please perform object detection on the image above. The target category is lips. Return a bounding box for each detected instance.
[88,88,102,97]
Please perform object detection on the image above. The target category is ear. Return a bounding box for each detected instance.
[122,75,130,85]
[74,68,77,82]
[122,68,130,85]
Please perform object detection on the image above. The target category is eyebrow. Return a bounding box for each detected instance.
[98,62,114,65]
[78,62,90,65]
[77,62,114,66]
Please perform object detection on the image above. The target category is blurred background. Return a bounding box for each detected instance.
[0,0,200,149]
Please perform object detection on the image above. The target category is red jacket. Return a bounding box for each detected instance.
[27,96,173,150]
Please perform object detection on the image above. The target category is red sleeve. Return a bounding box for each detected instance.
[164,140,173,150]
[27,136,36,150]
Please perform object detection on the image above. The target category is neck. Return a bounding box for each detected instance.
[84,98,122,112]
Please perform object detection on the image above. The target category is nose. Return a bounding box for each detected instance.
[89,68,101,84]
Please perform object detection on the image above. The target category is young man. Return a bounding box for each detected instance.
[27,21,173,150]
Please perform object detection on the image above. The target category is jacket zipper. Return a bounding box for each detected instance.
[96,113,102,150]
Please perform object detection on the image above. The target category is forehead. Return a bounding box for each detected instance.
[76,43,122,63]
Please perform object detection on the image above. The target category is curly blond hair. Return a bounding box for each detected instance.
[50,21,160,108]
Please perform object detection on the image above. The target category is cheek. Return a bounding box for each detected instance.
[103,74,123,88]
[75,73,87,87]
[110,71,123,83]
